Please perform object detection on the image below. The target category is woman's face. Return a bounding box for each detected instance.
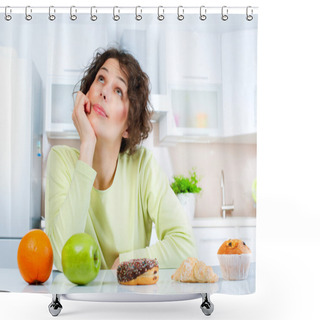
[87,58,130,144]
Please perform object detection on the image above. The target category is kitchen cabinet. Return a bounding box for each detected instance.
[150,224,256,267]
[158,29,222,144]
[158,84,222,143]
[164,30,221,85]
[45,74,80,138]
[46,19,111,77]
[158,27,257,145]
[221,29,257,142]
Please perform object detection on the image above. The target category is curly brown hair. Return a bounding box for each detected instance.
[79,47,153,155]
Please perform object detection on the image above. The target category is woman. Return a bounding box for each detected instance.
[45,48,197,272]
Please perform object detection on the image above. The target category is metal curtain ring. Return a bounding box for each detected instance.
[70,6,77,21]
[135,6,142,21]
[25,6,32,21]
[200,6,207,21]
[246,6,253,21]
[91,6,97,21]
[157,6,164,21]
[49,6,56,21]
[5,6,12,21]
[113,6,120,21]
[177,6,184,21]
[221,6,228,21]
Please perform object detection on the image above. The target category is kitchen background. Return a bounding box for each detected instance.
[0,11,257,268]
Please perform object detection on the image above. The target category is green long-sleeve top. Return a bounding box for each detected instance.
[45,145,197,271]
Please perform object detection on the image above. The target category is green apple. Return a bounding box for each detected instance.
[61,233,101,285]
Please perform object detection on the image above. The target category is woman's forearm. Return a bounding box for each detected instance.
[119,227,197,268]
[79,141,96,167]
[45,148,97,271]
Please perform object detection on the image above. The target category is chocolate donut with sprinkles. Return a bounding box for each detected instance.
[117,258,159,285]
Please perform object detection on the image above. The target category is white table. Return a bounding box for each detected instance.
[0,264,255,317]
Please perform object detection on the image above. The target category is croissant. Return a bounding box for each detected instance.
[171,257,219,283]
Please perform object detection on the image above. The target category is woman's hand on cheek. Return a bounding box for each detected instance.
[72,91,96,166]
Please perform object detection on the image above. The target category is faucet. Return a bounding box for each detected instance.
[220,170,234,219]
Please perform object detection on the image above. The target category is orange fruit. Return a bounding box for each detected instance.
[17,229,53,284]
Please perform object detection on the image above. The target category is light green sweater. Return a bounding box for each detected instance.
[45,145,197,271]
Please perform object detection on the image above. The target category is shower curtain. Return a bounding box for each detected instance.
[0,6,258,297]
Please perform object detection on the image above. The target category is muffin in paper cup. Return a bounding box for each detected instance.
[217,239,252,281]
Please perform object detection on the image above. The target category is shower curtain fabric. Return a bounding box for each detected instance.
[0,8,257,295]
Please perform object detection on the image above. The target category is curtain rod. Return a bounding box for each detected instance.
[0,6,258,21]
[0,6,259,14]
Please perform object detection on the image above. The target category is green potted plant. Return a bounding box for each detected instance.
[171,169,202,221]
